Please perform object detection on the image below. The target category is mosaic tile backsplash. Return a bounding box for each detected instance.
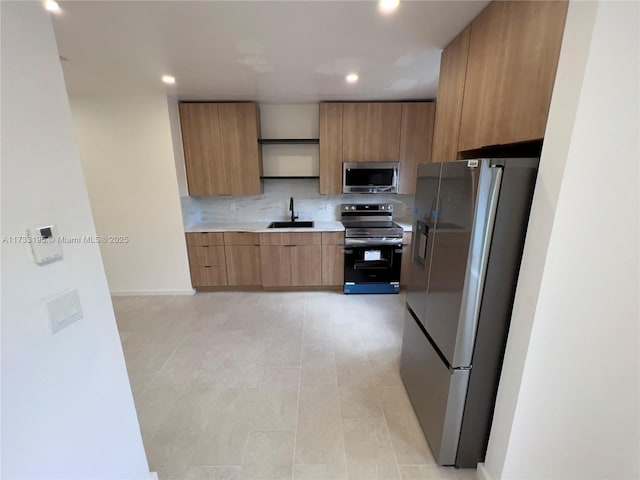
[181,179,415,227]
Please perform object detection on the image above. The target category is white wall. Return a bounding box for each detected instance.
[259,104,319,177]
[481,2,640,479]
[70,95,193,295]
[1,4,149,478]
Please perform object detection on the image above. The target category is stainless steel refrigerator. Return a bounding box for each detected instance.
[401,158,539,468]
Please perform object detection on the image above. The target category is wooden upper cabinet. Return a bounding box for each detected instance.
[319,101,434,194]
[342,103,403,163]
[458,1,568,151]
[369,103,402,162]
[179,102,262,196]
[399,102,435,193]
[319,103,343,195]
[217,103,262,195]
[431,26,471,163]
[342,103,371,163]
[179,103,226,196]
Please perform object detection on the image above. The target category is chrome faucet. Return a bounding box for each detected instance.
[289,197,298,223]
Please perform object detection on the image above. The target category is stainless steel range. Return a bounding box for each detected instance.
[341,203,403,294]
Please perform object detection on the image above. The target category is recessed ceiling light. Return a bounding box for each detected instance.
[44,0,62,14]
[162,75,176,85]
[346,73,359,83]
[379,0,400,13]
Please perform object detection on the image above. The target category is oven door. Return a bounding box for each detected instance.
[344,243,402,294]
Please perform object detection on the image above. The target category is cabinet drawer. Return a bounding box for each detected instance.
[224,231,260,246]
[321,232,345,245]
[187,245,226,266]
[186,232,224,246]
[260,232,322,246]
[190,266,228,287]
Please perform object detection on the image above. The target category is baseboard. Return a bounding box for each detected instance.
[111,289,195,296]
[148,472,158,480]
[477,463,496,480]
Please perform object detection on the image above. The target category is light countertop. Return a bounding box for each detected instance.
[185,221,344,233]
[186,219,413,233]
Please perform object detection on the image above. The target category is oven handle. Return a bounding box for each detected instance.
[344,238,403,247]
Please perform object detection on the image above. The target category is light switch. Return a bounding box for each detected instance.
[45,289,83,334]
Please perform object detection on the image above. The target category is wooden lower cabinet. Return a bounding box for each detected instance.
[190,266,227,287]
[260,232,324,288]
[401,232,413,287]
[321,244,344,286]
[224,232,261,286]
[260,244,323,287]
[291,245,322,286]
[187,245,226,267]
[260,245,292,287]
[321,231,344,286]
[186,233,227,287]
[225,245,262,286]
[187,230,342,289]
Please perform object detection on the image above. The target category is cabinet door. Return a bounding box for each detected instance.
[218,103,262,195]
[342,103,371,162]
[225,245,262,286]
[399,103,435,194]
[260,245,291,287]
[369,103,402,162]
[321,244,344,286]
[319,103,343,194]
[400,232,413,287]
[291,245,322,286]
[179,103,226,195]
[431,26,471,163]
[459,1,568,151]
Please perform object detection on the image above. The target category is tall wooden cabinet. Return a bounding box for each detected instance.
[319,103,343,195]
[431,26,471,163]
[398,103,435,194]
[458,1,568,150]
[179,102,262,196]
[320,102,435,195]
[431,1,568,159]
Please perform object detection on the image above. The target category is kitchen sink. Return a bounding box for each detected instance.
[268,221,314,228]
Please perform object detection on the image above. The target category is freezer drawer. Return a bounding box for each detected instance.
[400,307,469,466]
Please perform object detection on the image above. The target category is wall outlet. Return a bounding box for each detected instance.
[230,203,237,212]
[326,204,332,212]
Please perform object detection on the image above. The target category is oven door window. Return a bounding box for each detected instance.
[344,245,402,284]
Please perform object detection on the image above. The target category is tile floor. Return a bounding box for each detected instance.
[114,291,479,480]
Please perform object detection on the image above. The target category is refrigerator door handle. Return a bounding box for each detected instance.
[453,165,503,368]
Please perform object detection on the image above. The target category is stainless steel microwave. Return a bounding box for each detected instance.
[343,162,399,194]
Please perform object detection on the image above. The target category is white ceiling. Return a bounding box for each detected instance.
[52,1,489,102]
